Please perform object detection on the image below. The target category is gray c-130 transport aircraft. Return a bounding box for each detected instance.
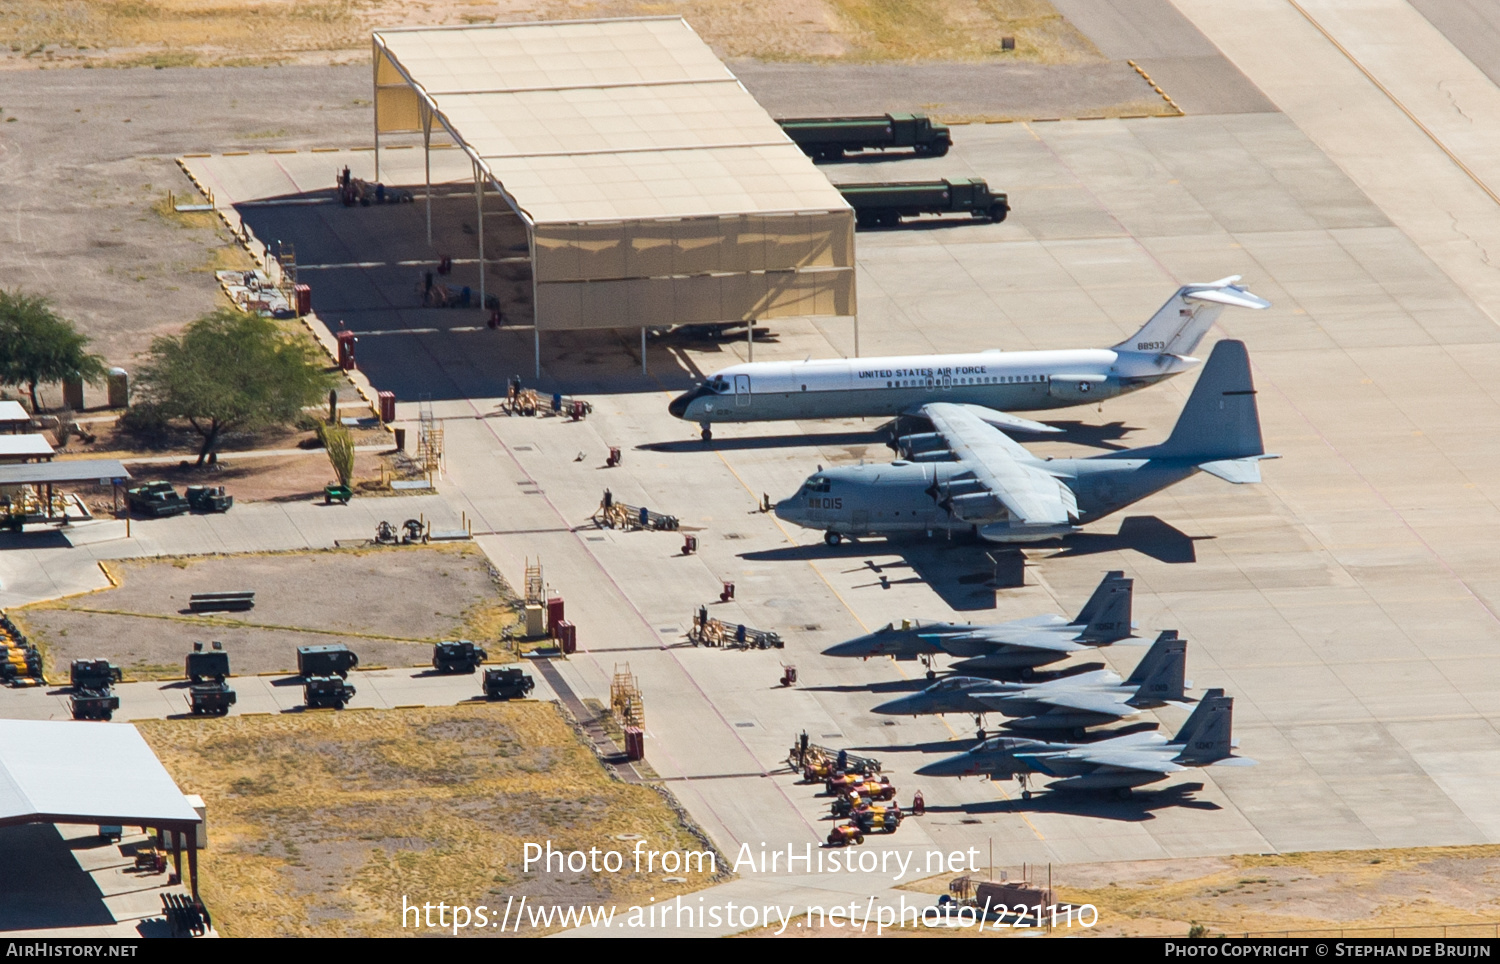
[775,339,1275,545]
[668,277,1269,440]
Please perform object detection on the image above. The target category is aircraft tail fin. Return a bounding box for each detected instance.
[1112,277,1270,357]
[1073,571,1133,643]
[1124,630,1188,702]
[1170,687,1224,746]
[1146,339,1265,462]
[1173,693,1236,765]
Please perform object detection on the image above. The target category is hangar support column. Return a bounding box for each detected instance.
[423,105,433,246]
[474,161,485,308]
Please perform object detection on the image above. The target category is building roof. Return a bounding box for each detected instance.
[0,460,130,486]
[0,435,54,460]
[0,401,30,426]
[373,18,849,225]
[0,721,201,830]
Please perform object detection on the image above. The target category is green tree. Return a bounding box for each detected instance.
[0,289,107,411]
[136,309,334,466]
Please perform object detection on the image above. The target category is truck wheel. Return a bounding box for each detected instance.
[989,204,1008,223]
[878,211,900,228]
[930,140,950,157]
[820,146,844,161]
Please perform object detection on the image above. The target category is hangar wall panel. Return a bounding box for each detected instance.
[531,212,853,283]
[535,267,854,330]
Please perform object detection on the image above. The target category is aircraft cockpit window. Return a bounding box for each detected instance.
[708,376,729,393]
[805,476,831,493]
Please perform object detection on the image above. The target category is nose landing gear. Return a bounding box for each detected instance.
[824,531,842,547]
[700,423,713,442]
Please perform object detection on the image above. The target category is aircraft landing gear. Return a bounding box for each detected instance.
[973,715,986,741]
[1115,787,1133,800]
[1018,774,1033,801]
[920,653,936,680]
[824,531,842,546]
[700,423,713,442]
[1019,666,1034,680]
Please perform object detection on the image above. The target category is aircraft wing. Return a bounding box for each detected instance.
[1021,690,1137,718]
[1063,749,1184,773]
[925,629,1089,655]
[921,403,1078,526]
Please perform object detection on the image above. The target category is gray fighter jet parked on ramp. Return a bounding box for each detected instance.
[872,629,1191,738]
[775,339,1275,546]
[821,571,1134,678]
[915,688,1253,799]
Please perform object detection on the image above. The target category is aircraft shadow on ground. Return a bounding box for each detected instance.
[923,782,1217,821]
[801,678,933,695]
[741,539,1009,612]
[1044,420,1139,451]
[1045,516,1210,564]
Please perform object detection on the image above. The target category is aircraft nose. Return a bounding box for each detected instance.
[668,390,693,419]
[871,694,926,715]
[822,636,876,658]
[773,496,801,524]
[915,753,977,778]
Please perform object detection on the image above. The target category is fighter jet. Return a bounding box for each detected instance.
[915,689,1254,800]
[669,277,1270,440]
[776,339,1274,546]
[821,570,1133,678]
[872,630,1191,738]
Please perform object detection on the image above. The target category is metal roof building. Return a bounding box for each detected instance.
[370,18,855,366]
[0,720,205,895]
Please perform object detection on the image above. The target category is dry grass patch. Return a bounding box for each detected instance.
[894,846,1500,937]
[0,0,1099,67]
[139,702,718,936]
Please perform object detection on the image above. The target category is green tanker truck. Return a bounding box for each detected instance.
[837,178,1008,228]
[777,112,952,160]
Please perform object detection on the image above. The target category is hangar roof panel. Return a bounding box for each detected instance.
[372,18,849,226]
[376,18,734,95]
[0,721,201,830]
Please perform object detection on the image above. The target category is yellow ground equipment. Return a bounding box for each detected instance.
[688,606,783,649]
[827,823,865,847]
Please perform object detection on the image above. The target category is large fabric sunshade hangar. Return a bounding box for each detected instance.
[372,18,856,340]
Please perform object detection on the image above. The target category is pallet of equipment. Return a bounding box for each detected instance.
[787,731,881,776]
[592,490,678,531]
[688,607,783,649]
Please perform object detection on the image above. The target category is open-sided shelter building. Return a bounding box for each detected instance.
[370,18,856,369]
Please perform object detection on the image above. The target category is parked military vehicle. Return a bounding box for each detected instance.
[483,667,535,700]
[297,644,359,679]
[185,485,233,513]
[188,682,237,716]
[70,689,120,721]
[70,659,122,691]
[777,112,951,160]
[432,640,487,674]
[185,641,229,683]
[838,178,1008,228]
[304,675,356,709]
[127,481,189,518]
